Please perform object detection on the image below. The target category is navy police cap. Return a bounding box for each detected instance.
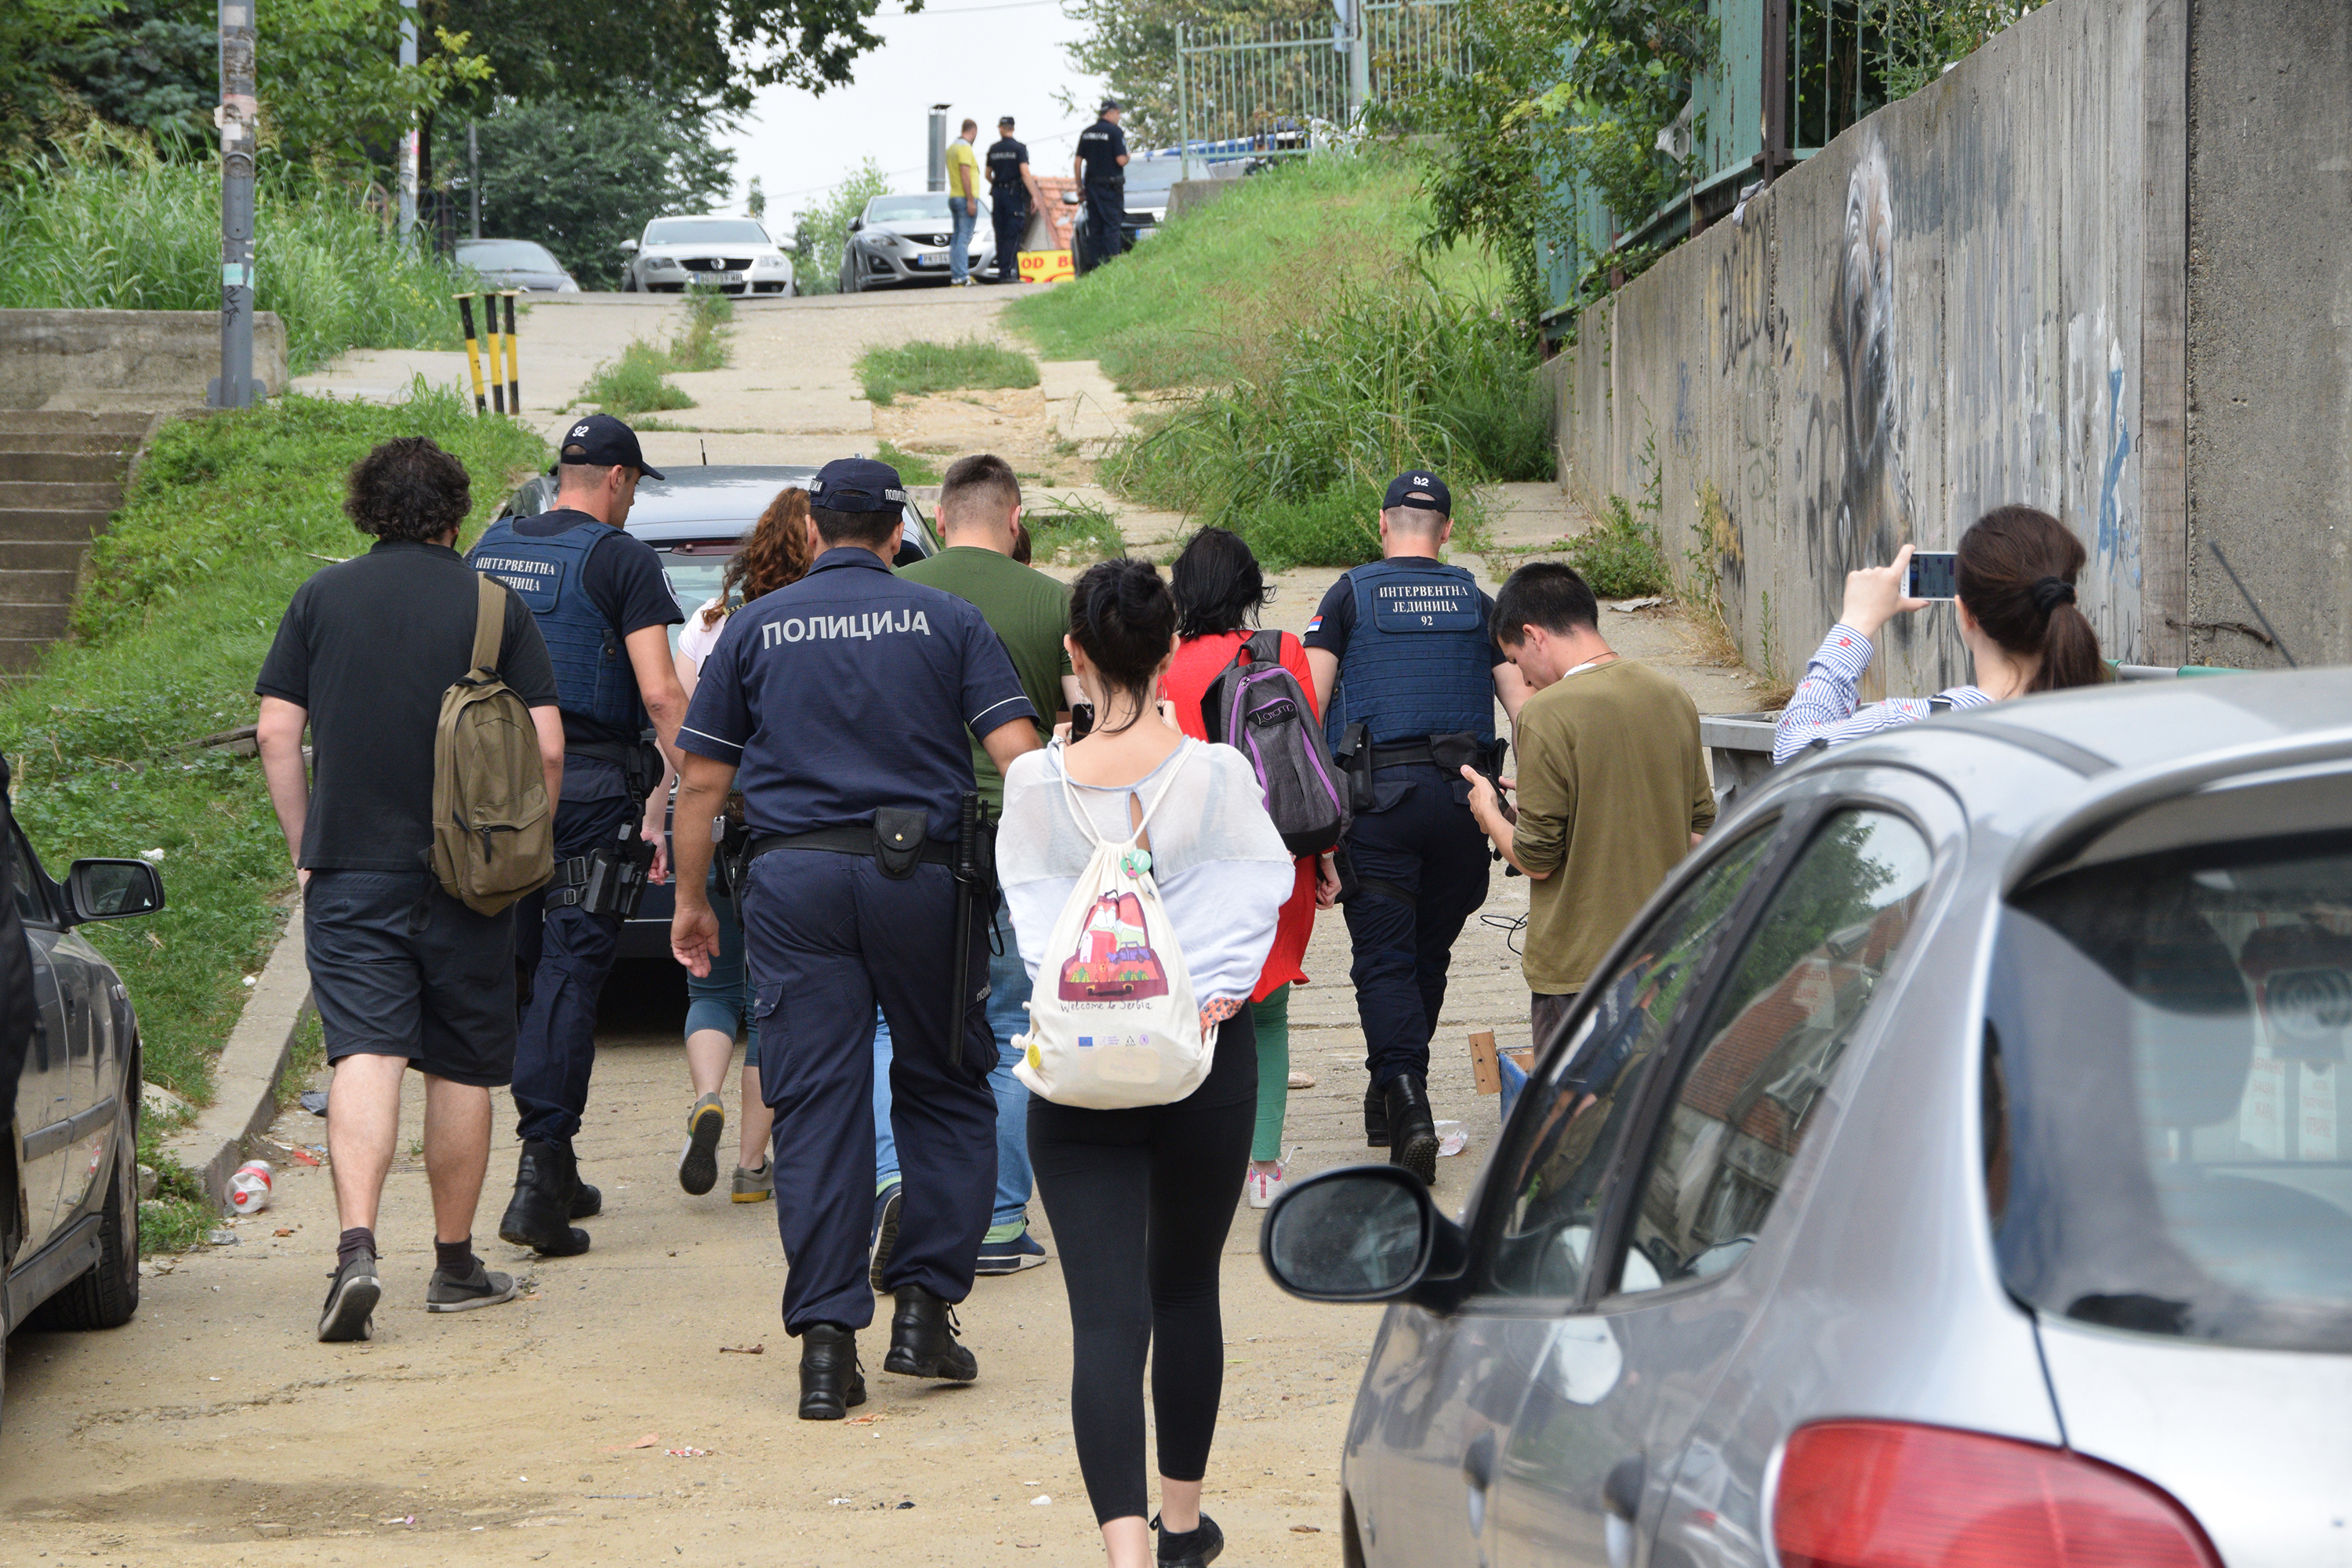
[809,456,907,514]
[557,413,664,481]
[1384,470,1450,516]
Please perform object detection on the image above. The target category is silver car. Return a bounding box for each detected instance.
[1265,670,2352,1568]
[619,215,795,296]
[454,238,579,292]
[838,192,993,292]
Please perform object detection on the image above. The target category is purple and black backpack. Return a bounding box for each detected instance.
[1200,630,1350,858]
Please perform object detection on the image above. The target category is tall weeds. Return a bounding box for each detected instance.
[1105,276,1553,567]
[0,140,466,372]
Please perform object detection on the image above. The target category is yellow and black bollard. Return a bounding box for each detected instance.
[456,295,489,416]
[485,293,506,415]
[501,291,521,414]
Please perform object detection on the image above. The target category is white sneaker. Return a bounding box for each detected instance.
[1245,1159,1291,1210]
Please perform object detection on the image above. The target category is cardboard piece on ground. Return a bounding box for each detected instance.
[1468,1029,1500,1095]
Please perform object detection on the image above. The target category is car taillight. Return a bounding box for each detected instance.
[1773,1421,2220,1568]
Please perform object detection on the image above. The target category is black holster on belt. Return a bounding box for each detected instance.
[948,793,998,1078]
[1431,731,1510,808]
[873,807,930,880]
[714,814,753,926]
[1335,722,1375,813]
[546,735,665,918]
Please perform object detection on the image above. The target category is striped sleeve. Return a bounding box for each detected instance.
[1771,623,1991,764]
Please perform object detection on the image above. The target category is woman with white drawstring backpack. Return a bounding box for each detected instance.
[998,557,1292,1568]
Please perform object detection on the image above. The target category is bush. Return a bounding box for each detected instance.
[0,140,469,372]
[855,337,1040,407]
[1104,275,1552,568]
[1564,493,1673,598]
[788,158,890,296]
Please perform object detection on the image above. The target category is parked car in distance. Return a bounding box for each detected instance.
[620,216,794,296]
[496,465,938,960]
[838,192,994,292]
[2,836,166,1428]
[1265,669,2352,1568]
[1068,151,1183,274]
[454,238,579,292]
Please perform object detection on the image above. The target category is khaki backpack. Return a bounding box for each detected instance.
[430,575,554,914]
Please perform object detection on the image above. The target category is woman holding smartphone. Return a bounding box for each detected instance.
[1773,505,2105,764]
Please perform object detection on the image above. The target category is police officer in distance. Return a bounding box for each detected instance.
[469,413,688,1256]
[985,114,1043,285]
[1073,97,1130,268]
[1303,471,1530,1183]
[667,457,1042,1421]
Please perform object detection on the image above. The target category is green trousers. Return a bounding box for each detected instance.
[1248,983,1292,1163]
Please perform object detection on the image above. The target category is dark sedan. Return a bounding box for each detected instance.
[2,833,165,1428]
[497,464,938,959]
[455,238,580,293]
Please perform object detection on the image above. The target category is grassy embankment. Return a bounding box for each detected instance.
[0,140,470,372]
[1006,152,1555,570]
[1,391,545,1246]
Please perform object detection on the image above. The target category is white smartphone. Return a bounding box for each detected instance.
[1906,550,1958,601]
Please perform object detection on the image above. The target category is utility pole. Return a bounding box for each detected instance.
[397,0,418,246]
[1346,0,1370,124]
[468,120,481,240]
[209,0,261,411]
[927,104,948,193]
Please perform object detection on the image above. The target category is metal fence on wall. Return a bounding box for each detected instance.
[1173,2,1468,174]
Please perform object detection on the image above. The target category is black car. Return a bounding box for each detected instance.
[497,464,938,959]
[1069,153,1185,274]
[2,833,165,1426]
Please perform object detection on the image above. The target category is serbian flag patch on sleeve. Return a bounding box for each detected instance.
[1305,615,1324,633]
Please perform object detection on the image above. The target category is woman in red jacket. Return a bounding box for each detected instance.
[1163,528,1340,1208]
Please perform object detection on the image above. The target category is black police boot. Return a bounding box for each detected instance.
[497,1141,592,1256]
[883,1284,978,1382]
[561,1140,602,1220]
[797,1323,866,1421]
[1363,1080,1389,1148]
[1382,1074,1439,1185]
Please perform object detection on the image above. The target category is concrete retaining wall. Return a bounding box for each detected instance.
[1548,0,2348,684]
[0,309,288,413]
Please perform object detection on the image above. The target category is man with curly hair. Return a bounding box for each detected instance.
[256,436,564,1343]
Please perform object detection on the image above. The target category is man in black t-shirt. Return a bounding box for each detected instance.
[257,437,564,1344]
[1073,99,1130,267]
[985,115,1042,284]
[469,414,687,1256]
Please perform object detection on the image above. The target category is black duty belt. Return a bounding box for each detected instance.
[750,828,954,866]
[1371,741,1441,769]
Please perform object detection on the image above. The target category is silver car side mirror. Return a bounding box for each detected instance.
[1261,1164,1467,1308]
[65,858,165,924]
[848,216,864,231]
[619,238,640,252]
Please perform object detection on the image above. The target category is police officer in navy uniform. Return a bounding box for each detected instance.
[1303,471,1529,1182]
[469,413,688,1255]
[666,457,1041,1421]
[985,115,1040,284]
[1073,98,1130,267]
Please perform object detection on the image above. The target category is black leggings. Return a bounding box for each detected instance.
[1027,1007,1258,1526]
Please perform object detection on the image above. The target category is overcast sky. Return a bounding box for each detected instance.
[718,2,1107,221]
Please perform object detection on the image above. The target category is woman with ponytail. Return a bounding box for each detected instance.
[1773,506,2105,763]
[999,557,1293,1568]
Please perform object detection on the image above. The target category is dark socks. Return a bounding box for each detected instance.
[434,1236,479,1279]
[337,1227,376,1269]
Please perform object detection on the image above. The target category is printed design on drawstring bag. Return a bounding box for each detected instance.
[1061,884,1170,1000]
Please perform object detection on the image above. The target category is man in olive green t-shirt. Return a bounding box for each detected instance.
[889,452,1080,1274]
[1463,562,1715,1051]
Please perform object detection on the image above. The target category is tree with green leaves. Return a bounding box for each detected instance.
[786,157,887,294]
[1058,0,1331,150]
[470,96,735,287]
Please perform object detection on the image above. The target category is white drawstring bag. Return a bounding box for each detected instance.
[1013,742,1215,1109]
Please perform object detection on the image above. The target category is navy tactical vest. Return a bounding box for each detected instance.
[1323,557,1496,746]
[468,516,648,735]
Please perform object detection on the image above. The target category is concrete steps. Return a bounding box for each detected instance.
[0,410,148,674]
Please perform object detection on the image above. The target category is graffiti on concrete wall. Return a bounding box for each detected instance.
[1824,140,1912,585]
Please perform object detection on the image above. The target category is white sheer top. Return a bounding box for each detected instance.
[998,740,1293,1011]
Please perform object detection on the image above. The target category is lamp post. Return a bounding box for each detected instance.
[396,0,418,246]
[927,103,949,193]
[208,0,261,410]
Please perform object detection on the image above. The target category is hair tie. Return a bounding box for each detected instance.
[2031,575,2076,615]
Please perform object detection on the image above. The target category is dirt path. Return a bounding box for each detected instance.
[5,285,1768,1565]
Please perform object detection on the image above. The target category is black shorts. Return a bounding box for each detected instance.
[303,869,518,1087]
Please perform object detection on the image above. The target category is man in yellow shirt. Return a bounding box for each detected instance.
[1462,562,1715,1053]
[946,119,982,287]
